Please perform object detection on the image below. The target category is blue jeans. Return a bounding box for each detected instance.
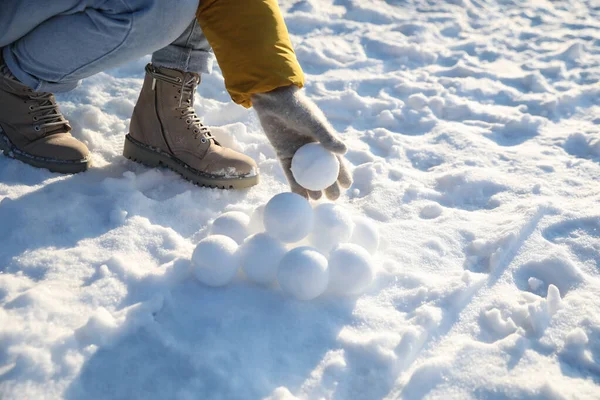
[0,0,214,93]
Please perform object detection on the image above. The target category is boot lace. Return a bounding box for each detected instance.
[2,59,67,133]
[146,64,216,145]
[178,76,215,144]
[28,92,68,132]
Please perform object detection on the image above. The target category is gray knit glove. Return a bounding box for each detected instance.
[252,86,353,200]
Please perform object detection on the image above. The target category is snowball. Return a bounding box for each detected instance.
[239,233,287,285]
[291,143,340,191]
[264,193,314,243]
[350,217,379,255]
[309,203,354,253]
[248,205,266,234]
[278,247,329,300]
[192,235,239,287]
[327,244,375,295]
[210,211,250,244]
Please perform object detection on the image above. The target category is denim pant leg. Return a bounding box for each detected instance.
[0,0,84,48]
[1,0,202,93]
[152,19,214,74]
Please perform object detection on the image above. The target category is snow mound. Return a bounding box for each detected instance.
[194,194,379,300]
[514,256,585,295]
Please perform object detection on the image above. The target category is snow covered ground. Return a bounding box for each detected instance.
[1,0,599,398]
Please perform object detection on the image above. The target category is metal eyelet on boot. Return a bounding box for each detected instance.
[34,126,41,131]
[201,138,207,143]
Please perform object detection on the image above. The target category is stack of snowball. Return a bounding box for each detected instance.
[191,192,379,300]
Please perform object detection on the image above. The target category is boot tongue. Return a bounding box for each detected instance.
[181,72,200,105]
[154,66,198,85]
[152,65,213,144]
[32,92,71,136]
[155,66,199,105]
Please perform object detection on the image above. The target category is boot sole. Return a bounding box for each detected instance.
[0,128,91,174]
[123,134,259,190]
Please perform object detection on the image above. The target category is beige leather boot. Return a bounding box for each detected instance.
[0,56,91,173]
[125,64,259,189]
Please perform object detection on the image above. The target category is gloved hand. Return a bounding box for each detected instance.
[252,86,352,200]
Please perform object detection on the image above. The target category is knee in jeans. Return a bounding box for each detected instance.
[134,0,199,41]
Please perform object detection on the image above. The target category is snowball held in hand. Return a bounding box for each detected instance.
[192,235,239,287]
[264,192,314,243]
[278,247,329,301]
[239,233,287,285]
[210,211,250,244]
[328,243,375,295]
[309,203,355,253]
[291,143,340,191]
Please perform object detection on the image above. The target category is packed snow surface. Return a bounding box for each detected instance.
[291,143,340,190]
[1,0,600,399]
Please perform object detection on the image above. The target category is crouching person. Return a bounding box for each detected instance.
[0,0,351,199]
